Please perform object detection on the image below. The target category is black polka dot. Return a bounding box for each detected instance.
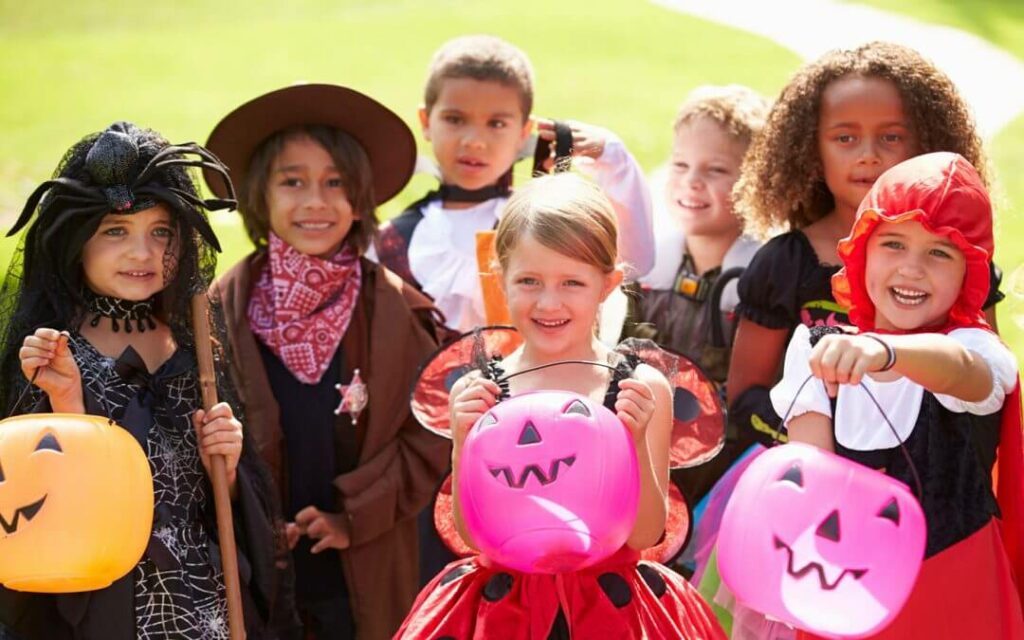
[637,563,667,598]
[673,388,701,422]
[445,365,473,391]
[439,564,473,586]
[435,636,456,640]
[483,572,514,602]
[598,572,632,608]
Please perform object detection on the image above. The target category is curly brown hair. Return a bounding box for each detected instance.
[735,41,988,239]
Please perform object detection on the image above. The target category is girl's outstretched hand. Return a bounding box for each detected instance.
[615,378,656,442]
[449,372,501,450]
[19,328,83,411]
[192,402,243,492]
[294,506,351,553]
[809,333,890,397]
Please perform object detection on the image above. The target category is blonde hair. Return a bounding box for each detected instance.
[496,174,618,274]
[673,84,770,147]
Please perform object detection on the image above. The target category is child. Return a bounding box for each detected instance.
[0,122,290,639]
[771,152,1023,637]
[626,84,769,507]
[375,34,655,332]
[726,41,1005,447]
[205,84,451,640]
[394,174,725,639]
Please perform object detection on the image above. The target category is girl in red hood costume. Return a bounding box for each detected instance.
[771,152,1024,638]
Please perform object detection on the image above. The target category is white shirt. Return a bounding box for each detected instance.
[391,133,655,332]
[770,324,1019,451]
[408,197,506,333]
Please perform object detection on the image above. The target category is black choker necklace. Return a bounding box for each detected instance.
[437,167,514,203]
[85,292,158,334]
[437,182,511,203]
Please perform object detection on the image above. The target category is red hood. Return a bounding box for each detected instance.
[831,152,993,333]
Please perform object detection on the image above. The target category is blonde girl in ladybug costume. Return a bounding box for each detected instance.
[395,174,726,639]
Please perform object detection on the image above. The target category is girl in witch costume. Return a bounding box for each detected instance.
[0,122,294,639]
[772,152,1024,638]
[395,174,726,639]
[205,84,450,640]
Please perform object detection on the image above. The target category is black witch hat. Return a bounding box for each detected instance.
[8,121,234,253]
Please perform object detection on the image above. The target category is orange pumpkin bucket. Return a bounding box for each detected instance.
[0,413,153,592]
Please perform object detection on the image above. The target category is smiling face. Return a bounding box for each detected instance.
[419,77,533,195]
[81,205,177,301]
[817,75,918,219]
[501,233,622,361]
[864,220,966,331]
[717,443,926,637]
[266,135,357,259]
[667,117,746,239]
[458,391,639,573]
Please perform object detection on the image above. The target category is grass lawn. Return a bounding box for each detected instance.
[0,0,797,266]
[850,0,1024,359]
[2,0,1021,357]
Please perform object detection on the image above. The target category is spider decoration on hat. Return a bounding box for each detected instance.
[9,121,230,252]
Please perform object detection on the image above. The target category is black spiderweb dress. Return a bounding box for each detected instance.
[72,335,231,638]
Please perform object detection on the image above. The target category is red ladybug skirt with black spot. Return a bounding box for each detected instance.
[394,547,726,639]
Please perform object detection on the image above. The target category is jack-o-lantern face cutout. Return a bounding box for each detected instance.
[0,414,154,593]
[0,432,63,536]
[483,406,580,489]
[458,391,639,574]
[718,443,926,638]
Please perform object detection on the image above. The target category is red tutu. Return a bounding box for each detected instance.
[395,547,726,639]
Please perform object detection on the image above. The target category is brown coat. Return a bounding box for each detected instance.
[214,253,451,640]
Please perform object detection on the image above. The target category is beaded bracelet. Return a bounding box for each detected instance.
[863,334,897,372]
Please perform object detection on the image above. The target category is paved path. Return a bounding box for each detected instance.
[649,0,1024,327]
[652,0,1024,139]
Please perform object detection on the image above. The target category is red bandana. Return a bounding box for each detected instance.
[249,233,361,384]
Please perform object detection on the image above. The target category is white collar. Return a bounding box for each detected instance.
[834,378,924,451]
[408,197,508,331]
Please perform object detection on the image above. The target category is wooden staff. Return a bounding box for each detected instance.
[191,292,245,640]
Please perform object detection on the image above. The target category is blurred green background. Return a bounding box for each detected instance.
[1,0,1022,356]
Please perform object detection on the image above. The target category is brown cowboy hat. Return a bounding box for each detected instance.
[204,83,416,205]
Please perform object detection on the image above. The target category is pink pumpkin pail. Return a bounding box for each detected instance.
[458,391,640,574]
[718,443,926,638]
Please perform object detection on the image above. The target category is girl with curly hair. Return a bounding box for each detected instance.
[725,41,1005,450]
